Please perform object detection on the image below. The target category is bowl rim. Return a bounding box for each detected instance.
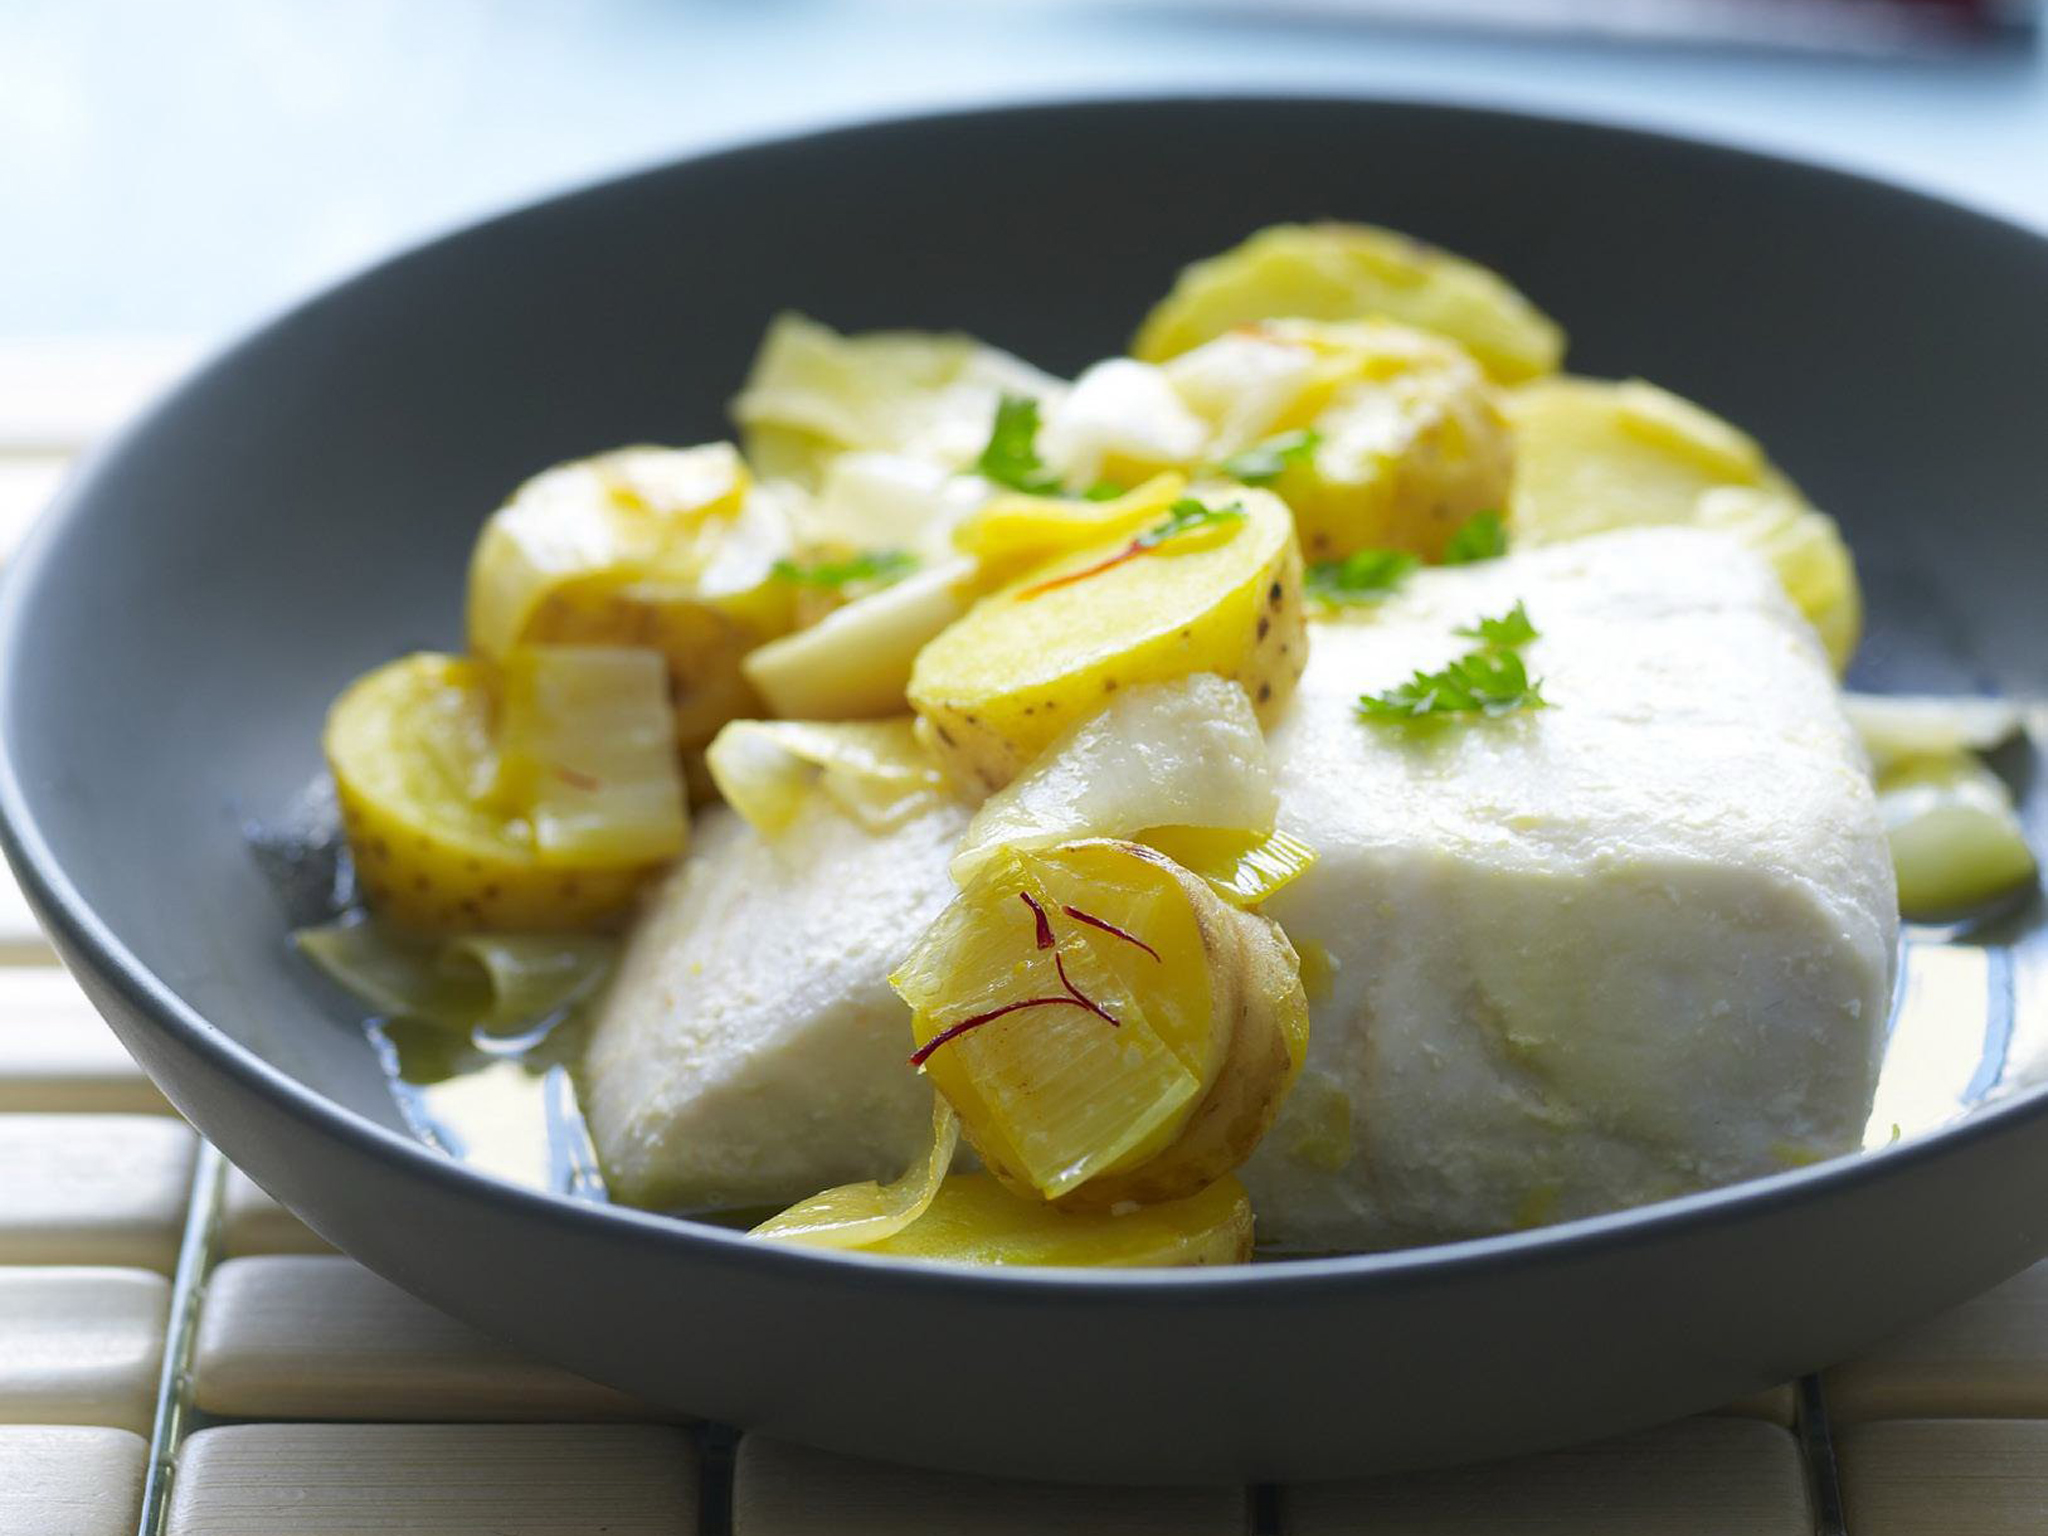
[3,88,2043,1300]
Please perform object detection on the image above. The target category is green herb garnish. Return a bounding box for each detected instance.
[1454,599,1537,648]
[1442,510,1507,565]
[1306,549,1419,607]
[1216,429,1321,487]
[1138,497,1246,548]
[1357,601,1546,721]
[974,395,1065,496]
[1081,480,1128,502]
[772,549,918,590]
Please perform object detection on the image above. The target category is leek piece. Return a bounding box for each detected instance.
[751,1101,961,1250]
[867,1172,1253,1267]
[493,646,689,865]
[1846,694,2025,777]
[1879,752,2038,922]
[1138,825,1319,908]
[950,674,1276,885]
[297,921,615,1033]
[704,718,949,837]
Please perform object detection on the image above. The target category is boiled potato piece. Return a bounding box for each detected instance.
[744,556,979,720]
[327,653,681,932]
[1134,222,1565,383]
[1879,752,2038,922]
[731,311,1063,486]
[1198,320,1513,561]
[1507,377,1862,669]
[909,489,1305,791]
[894,839,1309,1211]
[867,1171,1253,1266]
[466,445,795,751]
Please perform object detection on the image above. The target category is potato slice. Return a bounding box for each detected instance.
[327,652,682,932]
[1507,377,1862,669]
[1133,222,1565,383]
[867,1171,1253,1266]
[909,489,1305,791]
[466,444,794,750]
[894,840,1308,1211]
[731,311,1063,486]
[1195,320,1514,562]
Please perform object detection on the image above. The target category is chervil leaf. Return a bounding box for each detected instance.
[1442,510,1507,565]
[1357,602,1546,722]
[1081,480,1127,502]
[1306,549,1419,607]
[974,395,1065,496]
[1454,600,1538,648]
[1217,429,1321,487]
[1137,498,1246,549]
[1358,647,1546,721]
[772,549,918,590]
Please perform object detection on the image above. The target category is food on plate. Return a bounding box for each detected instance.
[306,220,2038,1267]
[1133,222,1565,383]
[1504,377,1860,668]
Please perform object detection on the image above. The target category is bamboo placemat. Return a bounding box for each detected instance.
[1,346,2040,1536]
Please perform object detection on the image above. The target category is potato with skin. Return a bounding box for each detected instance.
[1169,319,1514,562]
[327,653,679,932]
[894,839,1309,1212]
[1506,377,1862,668]
[908,488,1306,791]
[466,444,795,751]
[1134,222,1566,384]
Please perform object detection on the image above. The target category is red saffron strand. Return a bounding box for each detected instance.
[907,949,1121,1069]
[553,765,603,792]
[1018,890,1055,950]
[1060,904,1161,961]
[1016,539,1147,600]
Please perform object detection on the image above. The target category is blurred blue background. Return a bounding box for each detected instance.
[5,0,2044,341]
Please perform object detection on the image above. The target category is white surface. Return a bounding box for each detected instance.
[0,1114,197,1269]
[0,1426,149,1536]
[0,966,169,1114]
[0,1268,169,1435]
[193,1256,651,1421]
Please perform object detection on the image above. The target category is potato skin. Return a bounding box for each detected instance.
[1134,222,1565,384]
[1272,338,1513,563]
[327,653,657,933]
[909,491,1307,792]
[1056,845,1310,1211]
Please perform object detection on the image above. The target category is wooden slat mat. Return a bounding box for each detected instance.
[0,345,2035,1535]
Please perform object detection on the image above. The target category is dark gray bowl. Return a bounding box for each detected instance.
[3,97,2045,1485]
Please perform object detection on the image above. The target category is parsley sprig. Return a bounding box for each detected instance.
[1139,497,1245,548]
[1454,599,1537,648]
[1216,429,1321,487]
[772,549,917,590]
[1357,601,1547,721]
[1306,548,1419,607]
[1443,510,1508,565]
[974,396,1066,496]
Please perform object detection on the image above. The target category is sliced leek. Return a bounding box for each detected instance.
[297,920,615,1033]
[751,1101,961,1250]
[705,718,951,837]
[1879,752,2038,922]
[950,673,1276,885]
[867,1172,1253,1266]
[1137,826,1319,909]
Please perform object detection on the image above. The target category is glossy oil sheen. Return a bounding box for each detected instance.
[1,99,2045,1483]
